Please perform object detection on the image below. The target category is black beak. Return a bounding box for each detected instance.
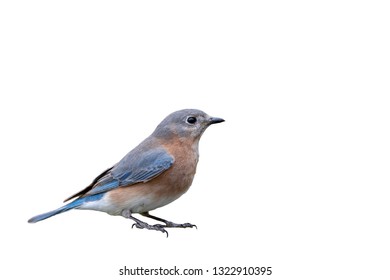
[209,117,225,125]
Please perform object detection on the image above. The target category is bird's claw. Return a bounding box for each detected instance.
[164,221,197,229]
[131,221,169,237]
[184,223,197,229]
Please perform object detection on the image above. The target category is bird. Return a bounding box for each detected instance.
[28,109,224,236]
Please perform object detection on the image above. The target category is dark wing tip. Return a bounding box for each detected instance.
[63,166,114,202]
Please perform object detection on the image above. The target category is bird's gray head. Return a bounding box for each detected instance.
[152,109,224,140]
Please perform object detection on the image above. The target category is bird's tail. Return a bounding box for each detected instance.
[28,199,84,223]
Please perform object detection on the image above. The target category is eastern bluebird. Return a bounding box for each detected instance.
[28,109,224,236]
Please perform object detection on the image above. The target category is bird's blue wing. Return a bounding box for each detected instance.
[112,149,174,184]
[81,148,174,197]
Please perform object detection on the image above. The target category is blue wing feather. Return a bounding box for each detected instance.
[82,148,174,197]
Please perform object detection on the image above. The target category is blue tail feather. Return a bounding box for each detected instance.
[28,194,103,223]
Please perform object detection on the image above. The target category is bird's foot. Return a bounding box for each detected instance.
[139,212,197,230]
[121,209,169,237]
[163,221,197,229]
[131,220,168,237]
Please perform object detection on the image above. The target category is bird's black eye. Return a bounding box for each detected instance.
[186,116,197,124]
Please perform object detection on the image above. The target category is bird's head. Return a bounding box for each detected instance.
[153,109,224,141]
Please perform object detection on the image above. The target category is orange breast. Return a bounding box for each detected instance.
[107,137,200,213]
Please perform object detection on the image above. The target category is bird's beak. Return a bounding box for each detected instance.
[209,117,225,125]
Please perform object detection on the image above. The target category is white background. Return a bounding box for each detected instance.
[1,1,389,279]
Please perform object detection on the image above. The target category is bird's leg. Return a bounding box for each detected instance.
[141,212,197,229]
[121,209,168,237]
